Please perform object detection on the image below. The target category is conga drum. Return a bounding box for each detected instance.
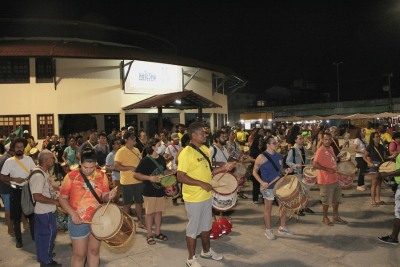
[337,161,356,189]
[273,175,307,211]
[211,172,238,211]
[91,203,136,247]
[379,161,397,188]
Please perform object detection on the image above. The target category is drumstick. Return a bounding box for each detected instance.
[212,183,227,188]
[216,170,229,182]
[101,186,118,216]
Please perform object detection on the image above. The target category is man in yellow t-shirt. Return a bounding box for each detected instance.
[364,121,375,144]
[114,132,144,228]
[234,124,248,151]
[177,122,235,267]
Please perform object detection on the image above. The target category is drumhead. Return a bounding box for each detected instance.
[338,151,351,161]
[379,161,396,173]
[233,163,247,178]
[274,175,299,197]
[303,167,316,177]
[161,175,177,187]
[212,172,238,194]
[91,203,123,239]
[337,161,356,176]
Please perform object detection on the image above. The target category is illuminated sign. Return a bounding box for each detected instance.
[125,61,183,94]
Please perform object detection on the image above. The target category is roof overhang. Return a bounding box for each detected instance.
[122,90,222,110]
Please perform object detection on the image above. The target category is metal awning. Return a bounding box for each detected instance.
[122,90,222,110]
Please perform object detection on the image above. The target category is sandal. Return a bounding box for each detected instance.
[138,223,146,229]
[333,217,348,225]
[146,236,156,245]
[154,233,168,241]
[322,217,334,226]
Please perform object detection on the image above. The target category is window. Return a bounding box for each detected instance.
[0,115,31,137]
[36,58,54,83]
[0,58,30,83]
[37,114,54,139]
[212,73,225,94]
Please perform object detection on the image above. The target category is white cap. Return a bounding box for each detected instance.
[23,130,29,134]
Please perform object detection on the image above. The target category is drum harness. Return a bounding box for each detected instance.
[80,170,102,204]
[146,155,165,190]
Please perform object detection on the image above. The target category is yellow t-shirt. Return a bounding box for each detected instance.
[177,145,212,202]
[364,128,375,144]
[114,146,142,185]
[380,133,393,144]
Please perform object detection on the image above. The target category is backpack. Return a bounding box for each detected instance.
[21,170,44,216]
[211,145,217,161]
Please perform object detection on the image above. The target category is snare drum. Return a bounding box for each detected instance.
[274,175,307,211]
[337,161,356,189]
[211,172,238,211]
[302,166,317,186]
[160,175,179,198]
[91,203,136,247]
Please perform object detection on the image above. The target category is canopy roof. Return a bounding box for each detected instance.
[122,90,222,110]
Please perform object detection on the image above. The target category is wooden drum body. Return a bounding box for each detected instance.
[91,203,136,247]
[274,175,307,211]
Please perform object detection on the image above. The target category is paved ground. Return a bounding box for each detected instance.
[0,145,399,267]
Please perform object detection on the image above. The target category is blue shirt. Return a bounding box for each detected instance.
[106,151,120,181]
[260,151,282,189]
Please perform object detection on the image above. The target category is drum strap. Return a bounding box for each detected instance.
[189,144,213,171]
[373,146,385,162]
[80,170,102,204]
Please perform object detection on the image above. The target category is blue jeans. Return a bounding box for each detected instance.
[34,212,57,264]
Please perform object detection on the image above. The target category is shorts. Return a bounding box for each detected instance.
[185,198,212,239]
[319,182,342,205]
[394,185,400,219]
[260,187,275,201]
[68,217,91,239]
[0,194,10,211]
[122,183,144,205]
[143,196,166,214]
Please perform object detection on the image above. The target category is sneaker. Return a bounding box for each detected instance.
[253,201,261,205]
[265,229,276,240]
[304,207,314,214]
[278,227,294,236]
[16,239,23,248]
[200,248,223,261]
[186,256,202,267]
[378,235,399,245]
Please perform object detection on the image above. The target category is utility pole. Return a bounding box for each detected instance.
[383,73,393,112]
[333,61,343,102]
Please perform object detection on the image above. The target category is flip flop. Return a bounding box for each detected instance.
[322,217,334,226]
[333,217,348,224]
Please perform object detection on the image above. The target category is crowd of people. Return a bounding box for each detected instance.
[0,120,400,266]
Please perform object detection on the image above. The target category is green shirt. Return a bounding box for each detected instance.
[395,154,400,184]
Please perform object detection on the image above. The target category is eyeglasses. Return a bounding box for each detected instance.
[269,142,278,145]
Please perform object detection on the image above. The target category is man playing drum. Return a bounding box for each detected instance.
[286,134,315,216]
[253,136,294,240]
[177,122,235,267]
[313,132,348,226]
[59,149,116,267]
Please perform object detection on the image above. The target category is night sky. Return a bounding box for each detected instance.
[2,0,400,101]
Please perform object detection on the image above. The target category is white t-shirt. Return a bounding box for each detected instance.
[1,155,35,186]
[210,145,230,164]
[165,143,181,169]
[29,167,57,214]
[353,138,367,158]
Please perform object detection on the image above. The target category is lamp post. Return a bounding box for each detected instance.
[332,61,343,102]
[383,73,393,112]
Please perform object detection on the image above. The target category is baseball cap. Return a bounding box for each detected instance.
[171,133,179,140]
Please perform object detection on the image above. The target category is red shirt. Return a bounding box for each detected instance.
[314,145,338,185]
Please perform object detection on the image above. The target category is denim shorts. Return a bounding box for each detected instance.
[260,187,275,201]
[0,194,10,211]
[68,217,91,239]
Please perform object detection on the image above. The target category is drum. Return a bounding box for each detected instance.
[304,140,312,150]
[55,207,68,232]
[211,172,238,211]
[337,161,356,189]
[273,175,307,211]
[337,151,351,161]
[91,203,136,247]
[302,166,317,186]
[305,149,315,161]
[233,163,248,179]
[160,175,179,198]
[379,161,397,188]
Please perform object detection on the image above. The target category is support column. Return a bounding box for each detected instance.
[179,111,185,125]
[158,107,163,133]
[119,111,126,129]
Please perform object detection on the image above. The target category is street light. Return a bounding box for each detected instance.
[383,73,393,111]
[333,61,343,102]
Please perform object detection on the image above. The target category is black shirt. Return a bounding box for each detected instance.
[135,155,166,197]
[0,153,12,194]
